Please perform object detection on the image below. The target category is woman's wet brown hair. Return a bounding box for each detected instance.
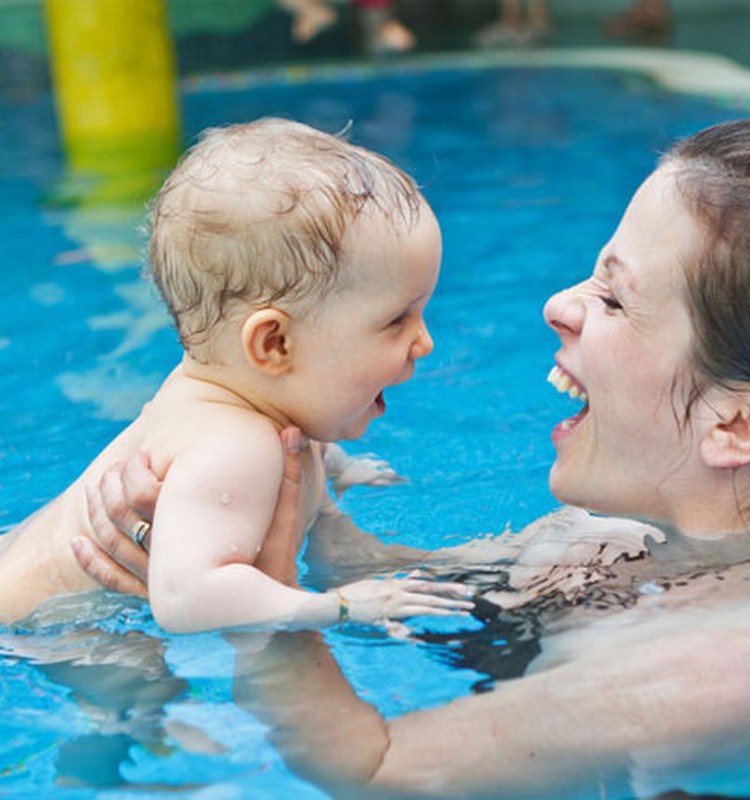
[663,119,750,413]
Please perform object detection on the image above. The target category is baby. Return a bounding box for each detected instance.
[0,118,474,631]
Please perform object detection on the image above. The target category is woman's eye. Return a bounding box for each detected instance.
[599,295,623,311]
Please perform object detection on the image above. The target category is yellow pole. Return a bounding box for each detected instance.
[45,0,180,176]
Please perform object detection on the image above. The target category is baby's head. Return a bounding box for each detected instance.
[149,118,427,363]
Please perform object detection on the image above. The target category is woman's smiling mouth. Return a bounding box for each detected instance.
[548,364,590,438]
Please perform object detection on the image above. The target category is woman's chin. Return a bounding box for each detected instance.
[548,464,592,509]
[548,461,567,494]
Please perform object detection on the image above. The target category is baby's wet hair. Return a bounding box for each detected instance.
[149,118,423,360]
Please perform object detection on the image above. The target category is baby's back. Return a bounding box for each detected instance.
[0,365,290,622]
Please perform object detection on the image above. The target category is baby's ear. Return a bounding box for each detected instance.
[241,309,293,375]
[700,396,750,469]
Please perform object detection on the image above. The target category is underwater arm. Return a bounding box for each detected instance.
[230,628,391,794]
[303,500,432,584]
[373,617,750,798]
[230,610,750,799]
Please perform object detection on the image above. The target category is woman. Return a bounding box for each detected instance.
[75,119,750,797]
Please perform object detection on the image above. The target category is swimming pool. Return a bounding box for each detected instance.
[1,51,748,797]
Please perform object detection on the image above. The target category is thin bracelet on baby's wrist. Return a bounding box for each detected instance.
[335,589,350,628]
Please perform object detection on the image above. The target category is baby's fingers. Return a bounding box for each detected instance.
[407,591,475,612]
[385,588,474,620]
[397,603,473,619]
[404,578,475,600]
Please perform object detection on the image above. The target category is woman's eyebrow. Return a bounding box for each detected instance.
[602,253,639,296]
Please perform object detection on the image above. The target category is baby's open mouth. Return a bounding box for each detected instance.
[375,390,386,412]
[547,364,589,431]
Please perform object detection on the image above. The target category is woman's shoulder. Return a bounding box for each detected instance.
[509,506,665,567]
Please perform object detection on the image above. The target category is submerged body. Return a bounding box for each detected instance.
[234,507,750,799]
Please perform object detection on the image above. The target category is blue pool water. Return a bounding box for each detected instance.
[0,59,746,796]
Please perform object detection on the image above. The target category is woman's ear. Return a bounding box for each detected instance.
[701,400,750,469]
[240,309,293,375]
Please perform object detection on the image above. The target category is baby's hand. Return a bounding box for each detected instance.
[335,572,475,627]
[323,443,406,495]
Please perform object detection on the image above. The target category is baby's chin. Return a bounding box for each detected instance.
[331,418,376,443]
[332,424,371,443]
[300,425,364,444]
[305,405,382,443]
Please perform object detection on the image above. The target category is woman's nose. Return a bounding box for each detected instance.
[411,321,434,359]
[544,284,584,338]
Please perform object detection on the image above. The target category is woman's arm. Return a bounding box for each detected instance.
[375,608,750,798]
[230,628,391,794]
[233,611,750,799]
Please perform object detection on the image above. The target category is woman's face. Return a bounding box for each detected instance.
[543,165,708,522]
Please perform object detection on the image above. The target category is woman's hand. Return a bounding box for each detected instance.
[72,428,304,599]
[73,451,160,597]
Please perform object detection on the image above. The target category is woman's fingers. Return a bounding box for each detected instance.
[84,481,150,580]
[71,536,148,599]
[96,465,146,538]
[80,455,154,583]
[255,428,303,585]
[119,451,161,520]
[271,427,303,540]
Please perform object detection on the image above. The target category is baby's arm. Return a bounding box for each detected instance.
[149,423,327,631]
[148,425,472,633]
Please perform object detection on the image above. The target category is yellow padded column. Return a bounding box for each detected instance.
[45,0,180,173]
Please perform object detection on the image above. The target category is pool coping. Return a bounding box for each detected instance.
[182,46,750,108]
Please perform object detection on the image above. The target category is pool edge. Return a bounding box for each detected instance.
[182,46,750,109]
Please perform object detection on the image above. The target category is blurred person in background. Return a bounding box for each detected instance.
[604,0,671,37]
[476,0,552,47]
[278,0,416,52]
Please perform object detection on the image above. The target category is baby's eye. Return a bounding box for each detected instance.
[599,295,623,311]
[388,312,409,327]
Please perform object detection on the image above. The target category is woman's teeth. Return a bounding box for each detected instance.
[547,365,589,404]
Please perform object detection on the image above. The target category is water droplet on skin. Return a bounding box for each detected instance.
[220,492,232,505]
